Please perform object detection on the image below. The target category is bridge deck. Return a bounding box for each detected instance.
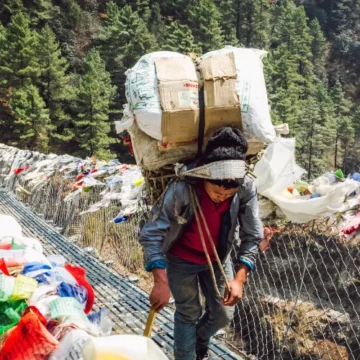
[0,189,243,360]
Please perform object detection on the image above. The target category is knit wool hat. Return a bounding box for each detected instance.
[203,127,248,164]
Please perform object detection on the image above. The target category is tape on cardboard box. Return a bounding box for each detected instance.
[200,53,237,80]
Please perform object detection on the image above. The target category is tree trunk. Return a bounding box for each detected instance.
[246,1,253,47]
[235,1,241,41]
[343,139,349,174]
[334,132,339,169]
[308,117,314,179]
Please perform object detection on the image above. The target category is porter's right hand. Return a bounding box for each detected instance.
[150,269,170,312]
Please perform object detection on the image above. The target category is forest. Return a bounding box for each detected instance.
[0,0,359,178]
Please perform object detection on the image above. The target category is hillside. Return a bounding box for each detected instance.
[0,0,359,177]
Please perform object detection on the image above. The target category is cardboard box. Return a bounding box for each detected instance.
[161,110,199,143]
[155,57,200,143]
[155,57,198,82]
[204,79,239,108]
[204,106,241,135]
[200,53,242,136]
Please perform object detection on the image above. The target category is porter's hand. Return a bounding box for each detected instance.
[223,263,249,306]
[150,269,170,312]
[223,279,244,306]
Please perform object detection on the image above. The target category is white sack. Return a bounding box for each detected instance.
[254,138,305,197]
[201,46,276,144]
[125,51,190,141]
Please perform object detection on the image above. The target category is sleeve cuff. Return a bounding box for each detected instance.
[145,259,167,272]
[239,257,255,271]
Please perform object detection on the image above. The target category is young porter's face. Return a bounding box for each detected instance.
[204,181,239,204]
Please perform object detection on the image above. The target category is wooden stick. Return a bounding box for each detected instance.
[143,308,157,338]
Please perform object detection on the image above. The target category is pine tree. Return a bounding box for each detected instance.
[149,2,166,44]
[330,80,353,169]
[349,106,360,172]
[99,2,156,106]
[73,49,116,160]
[100,2,156,75]
[296,83,336,178]
[217,0,239,46]
[136,0,150,23]
[36,25,74,148]
[187,0,224,52]
[265,50,302,129]
[0,24,11,136]
[266,2,315,131]
[115,5,157,72]
[290,5,314,95]
[297,96,322,179]
[9,85,52,152]
[159,0,192,21]
[0,0,52,26]
[353,107,360,141]
[28,0,53,26]
[0,23,5,47]
[0,0,24,23]
[50,0,101,71]
[0,13,40,87]
[163,21,201,54]
[331,0,354,35]
[310,18,327,81]
[233,0,272,48]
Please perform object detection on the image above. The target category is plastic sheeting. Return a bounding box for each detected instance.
[0,306,59,360]
[254,138,305,197]
[254,138,360,223]
[0,145,145,219]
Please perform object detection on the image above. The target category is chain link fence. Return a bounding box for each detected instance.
[0,146,359,359]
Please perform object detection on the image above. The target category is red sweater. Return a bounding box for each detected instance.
[169,181,231,264]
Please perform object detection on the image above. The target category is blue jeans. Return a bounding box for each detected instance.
[167,254,235,360]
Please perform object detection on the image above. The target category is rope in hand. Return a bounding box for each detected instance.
[189,185,231,299]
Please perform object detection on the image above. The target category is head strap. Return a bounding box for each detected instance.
[175,160,247,180]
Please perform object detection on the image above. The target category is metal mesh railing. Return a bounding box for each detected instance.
[0,146,359,359]
[228,220,360,359]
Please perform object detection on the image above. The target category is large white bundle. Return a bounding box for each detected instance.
[128,121,197,171]
[0,215,23,238]
[200,46,276,144]
[119,47,275,171]
[125,51,195,141]
[254,138,360,223]
[116,112,197,171]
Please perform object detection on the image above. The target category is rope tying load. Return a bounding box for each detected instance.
[189,186,231,299]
